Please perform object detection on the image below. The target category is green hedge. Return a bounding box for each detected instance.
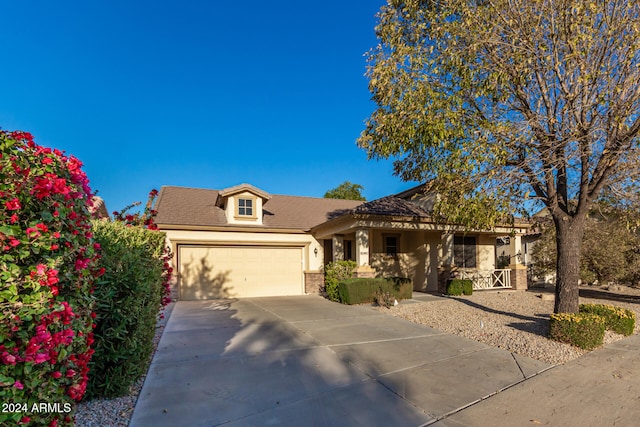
[85,220,167,398]
[446,279,473,296]
[337,277,412,305]
[324,260,357,302]
[579,304,636,336]
[549,313,606,350]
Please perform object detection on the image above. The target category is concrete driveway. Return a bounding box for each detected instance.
[129,295,550,426]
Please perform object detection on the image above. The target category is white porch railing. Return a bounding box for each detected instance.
[458,269,512,290]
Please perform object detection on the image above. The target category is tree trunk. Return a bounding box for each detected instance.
[553,214,586,313]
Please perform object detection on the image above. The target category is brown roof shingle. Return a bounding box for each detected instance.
[154,186,363,230]
[353,196,431,218]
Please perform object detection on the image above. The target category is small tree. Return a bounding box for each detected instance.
[324,181,366,201]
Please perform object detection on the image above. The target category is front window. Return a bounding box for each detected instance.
[238,198,253,216]
[384,235,398,255]
[454,235,476,268]
[344,240,354,261]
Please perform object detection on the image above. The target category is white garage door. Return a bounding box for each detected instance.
[178,245,303,299]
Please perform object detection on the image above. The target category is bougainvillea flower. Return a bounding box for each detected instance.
[34,353,50,364]
[1,352,17,365]
[5,197,21,210]
[26,227,41,238]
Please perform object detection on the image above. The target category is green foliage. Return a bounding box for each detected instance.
[0,131,99,426]
[579,304,636,337]
[446,279,473,296]
[323,181,366,201]
[531,204,640,286]
[86,220,167,398]
[337,277,412,305]
[549,313,606,350]
[360,0,640,312]
[324,261,357,302]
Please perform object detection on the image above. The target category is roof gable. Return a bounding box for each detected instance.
[215,183,271,207]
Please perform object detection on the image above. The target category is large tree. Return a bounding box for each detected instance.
[324,181,367,201]
[358,0,640,312]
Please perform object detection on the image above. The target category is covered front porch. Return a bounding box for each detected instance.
[313,218,529,293]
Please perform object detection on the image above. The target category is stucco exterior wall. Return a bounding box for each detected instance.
[369,230,441,292]
[477,235,497,270]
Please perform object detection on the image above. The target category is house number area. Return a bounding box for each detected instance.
[2,402,72,413]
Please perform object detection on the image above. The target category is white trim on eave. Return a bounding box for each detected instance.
[155,223,309,234]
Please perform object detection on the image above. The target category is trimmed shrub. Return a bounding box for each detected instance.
[549,313,606,350]
[0,131,101,426]
[324,260,357,302]
[446,279,473,296]
[338,277,412,305]
[86,220,167,398]
[579,304,636,336]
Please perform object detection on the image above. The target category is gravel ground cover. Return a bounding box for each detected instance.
[377,286,640,365]
[74,285,640,426]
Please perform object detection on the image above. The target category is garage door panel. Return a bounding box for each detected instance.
[178,247,239,300]
[179,246,303,300]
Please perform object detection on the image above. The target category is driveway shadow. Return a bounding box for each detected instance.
[131,298,430,427]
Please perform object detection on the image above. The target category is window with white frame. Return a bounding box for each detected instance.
[237,198,253,217]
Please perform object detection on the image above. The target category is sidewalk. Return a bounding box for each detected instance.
[433,334,640,426]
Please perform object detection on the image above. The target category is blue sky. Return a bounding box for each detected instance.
[0,0,418,213]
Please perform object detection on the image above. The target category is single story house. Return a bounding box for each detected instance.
[154,183,531,300]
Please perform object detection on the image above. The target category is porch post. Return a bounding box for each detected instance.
[508,234,527,290]
[332,235,344,261]
[355,228,369,267]
[437,232,455,294]
[354,228,375,278]
[441,232,454,266]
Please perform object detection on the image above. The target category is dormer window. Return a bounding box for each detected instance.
[237,198,253,216]
[216,184,270,225]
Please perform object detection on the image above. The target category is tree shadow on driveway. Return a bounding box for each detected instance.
[131,298,430,427]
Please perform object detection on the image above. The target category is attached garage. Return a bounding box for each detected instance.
[178,245,304,299]
[155,184,363,300]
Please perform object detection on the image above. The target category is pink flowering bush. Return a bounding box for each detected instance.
[0,130,101,426]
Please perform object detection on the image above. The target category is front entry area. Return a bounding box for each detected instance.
[177,245,303,299]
